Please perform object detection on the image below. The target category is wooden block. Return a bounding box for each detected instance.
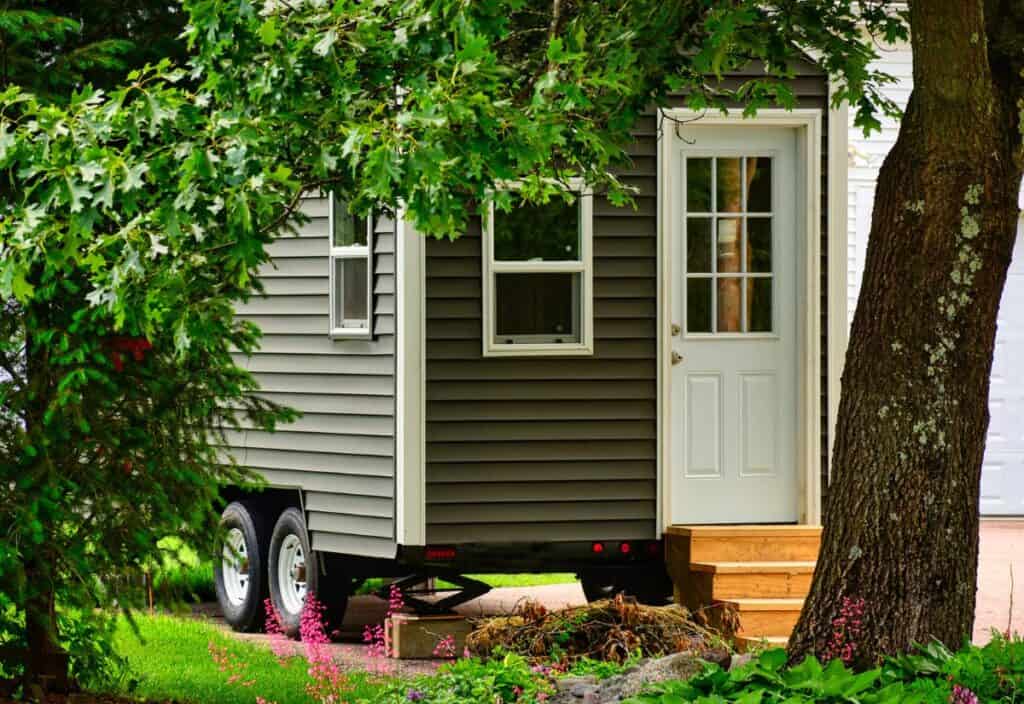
[386,614,474,659]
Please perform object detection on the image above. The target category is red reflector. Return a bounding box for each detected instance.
[620,542,632,554]
[592,542,605,554]
[425,547,457,561]
[647,542,662,556]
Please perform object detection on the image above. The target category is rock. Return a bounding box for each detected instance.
[556,675,598,693]
[728,653,753,671]
[584,652,705,703]
[702,648,731,669]
[571,682,600,698]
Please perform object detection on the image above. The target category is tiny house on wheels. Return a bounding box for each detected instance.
[215,59,849,646]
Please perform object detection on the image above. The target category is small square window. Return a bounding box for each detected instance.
[329,193,373,338]
[483,181,593,356]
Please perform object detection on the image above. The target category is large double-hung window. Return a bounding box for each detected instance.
[482,181,593,356]
[329,193,373,338]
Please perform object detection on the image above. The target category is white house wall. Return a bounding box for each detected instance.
[848,47,1024,516]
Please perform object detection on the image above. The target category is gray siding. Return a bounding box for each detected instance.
[423,62,830,543]
[424,167,660,543]
[232,195,397,559]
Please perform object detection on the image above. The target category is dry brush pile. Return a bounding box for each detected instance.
[465,595,727,664]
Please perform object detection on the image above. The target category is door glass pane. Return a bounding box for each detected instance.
[717,218,742,273]
[687,278,712,333]
[748,278,772,332]
[716,158,742,212]
[686,218,712,273]
[746,157,772,212]
[495,272,580,342]
[686,158,712,212]
[493,198,579,261]
[335,257,368,327]
[717,277,742,332]
[747,217,772,273]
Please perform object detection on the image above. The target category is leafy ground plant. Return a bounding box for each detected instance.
[624,635,1024,704]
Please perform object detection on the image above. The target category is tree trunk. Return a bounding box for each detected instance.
[788,0,1024,664]
[20,302,70,692]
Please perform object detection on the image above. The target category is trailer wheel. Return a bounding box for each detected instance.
[214,501,271,633]
[268,508,350,638]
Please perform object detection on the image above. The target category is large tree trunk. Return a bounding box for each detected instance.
[788,0,1023,664]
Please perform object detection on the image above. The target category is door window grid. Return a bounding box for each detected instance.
[684,156,774,334]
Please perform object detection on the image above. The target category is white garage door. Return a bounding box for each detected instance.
[982,227,1024,515]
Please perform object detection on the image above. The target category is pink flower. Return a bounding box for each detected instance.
[823,595,866,665]
[950,685,980,704]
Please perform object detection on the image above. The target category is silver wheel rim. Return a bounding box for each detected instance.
[221,528,250,607]
[277,533,307,616]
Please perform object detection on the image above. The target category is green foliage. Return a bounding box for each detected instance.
[624,637,1024,704]
[371,653,555,704]
[564,650,646,680]
[0,3,186,103]
[0,61,296,669]
[183,0,906,238]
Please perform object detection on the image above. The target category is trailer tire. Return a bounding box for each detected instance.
[215,501,272,633]
[268,508,350,638]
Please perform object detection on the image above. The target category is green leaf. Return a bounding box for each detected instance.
[258,17,280,46]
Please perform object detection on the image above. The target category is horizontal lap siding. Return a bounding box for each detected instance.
[424,172,659,542]
[423,63,829,542]
[231,196,397,558]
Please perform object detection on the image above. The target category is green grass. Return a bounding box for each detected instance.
[104,615,384,704]
[358,573,578,595]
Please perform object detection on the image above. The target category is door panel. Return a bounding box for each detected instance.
[670,126,799,524]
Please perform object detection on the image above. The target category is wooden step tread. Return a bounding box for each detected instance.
[690,561,816,574]
[719,598,804,611]
[667,525,822,537]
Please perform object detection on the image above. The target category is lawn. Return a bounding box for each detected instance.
[105,615,384,704]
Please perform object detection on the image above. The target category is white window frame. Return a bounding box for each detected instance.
[482,178,594,357]
[328,193,374,339]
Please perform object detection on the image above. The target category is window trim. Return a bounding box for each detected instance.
[482,178,594,357]
[328,193,374,340]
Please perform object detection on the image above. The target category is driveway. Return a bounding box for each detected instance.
[974,519,1024,642]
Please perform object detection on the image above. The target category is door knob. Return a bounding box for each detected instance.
[671,323,681,336]
[671,351,684,365]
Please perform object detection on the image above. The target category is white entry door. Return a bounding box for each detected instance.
[669,126,800,524]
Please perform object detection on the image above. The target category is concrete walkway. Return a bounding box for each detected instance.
[974,520,1024,642]
[214,520,1022,670]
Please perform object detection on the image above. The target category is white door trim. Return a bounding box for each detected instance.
[657,108,825,529]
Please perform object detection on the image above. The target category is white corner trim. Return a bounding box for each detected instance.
[657,107,824,528]
[395,212,425,546]
[827,97,850,497]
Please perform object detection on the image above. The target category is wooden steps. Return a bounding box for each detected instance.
[689,561,815,600]
[665,525,821,647]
